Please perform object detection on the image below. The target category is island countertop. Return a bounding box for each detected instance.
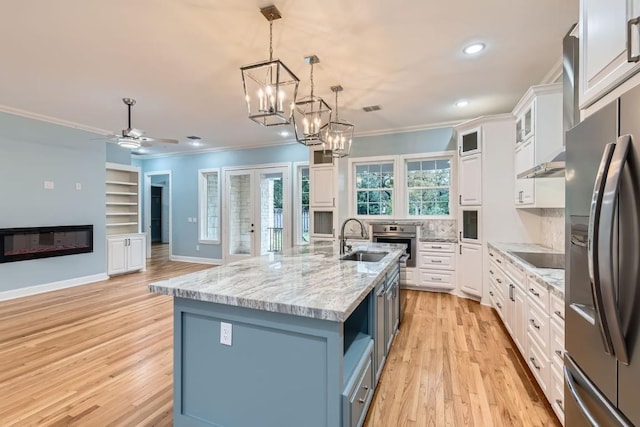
[149,241,404,322]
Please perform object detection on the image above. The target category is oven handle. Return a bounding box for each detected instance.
[373,234,417,238]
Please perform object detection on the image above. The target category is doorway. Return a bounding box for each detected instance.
[144,171,172,259]
[223,165,290,263]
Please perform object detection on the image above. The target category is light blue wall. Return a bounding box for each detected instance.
[106,143,131,165]
[0,113,107,291]
[136,143,309,260]
[337,127,456,223]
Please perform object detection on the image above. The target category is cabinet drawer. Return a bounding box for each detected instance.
[349,355,373,427]
[550,363,565,425]
[489,282,506,321]
[419,269,455,288]
[527,333,549,395]
[488,248,504,266]
[527,300,550,353]
[419,242,454,252]
[418,252,455,270]
[400,268,416,286]
[550,318,565,371]
[549,293,565,325]
[526,278,550,312]
[505,261,525,286]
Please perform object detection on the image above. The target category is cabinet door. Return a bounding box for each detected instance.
[458,243,483,297]
[310,209,335,239]
[310,166,335,207]
[459,154,482,205]
[580,0,640,107]
[107,238,127,276]
[458,128,481,157]
[514,139,535,205]
[385,286,394,353]
[375,285,386,380]
[513,285,526,354]
[127,235,146,272]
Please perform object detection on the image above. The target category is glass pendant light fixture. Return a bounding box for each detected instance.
[240,5,300,127]
[321,85,355,158]
[292,55,332,145]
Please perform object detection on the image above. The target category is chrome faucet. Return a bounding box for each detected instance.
[340,218,367,255]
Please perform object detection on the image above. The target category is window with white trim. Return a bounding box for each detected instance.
[405,158,452,216]
[198,169,220,243]
[354,162,394,216]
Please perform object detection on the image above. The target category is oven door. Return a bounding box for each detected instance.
[373,236,416,267]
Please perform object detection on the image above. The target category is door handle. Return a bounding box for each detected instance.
[598,135,631,364]
[587,142,616,356]
[627,16,640,62]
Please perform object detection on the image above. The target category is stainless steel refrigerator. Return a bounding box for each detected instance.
[565,85,640,426]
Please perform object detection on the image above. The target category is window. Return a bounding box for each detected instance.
[406,158,451,216]
[355,162,394,216]
[294,163,310,245]
[198,169,220,243]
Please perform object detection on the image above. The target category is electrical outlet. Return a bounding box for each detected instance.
[75,183,82,190]
[196,244,200,251]
[43,181,54,190]
[220,322,232,346]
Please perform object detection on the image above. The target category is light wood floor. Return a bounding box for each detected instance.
[0,248,559,426]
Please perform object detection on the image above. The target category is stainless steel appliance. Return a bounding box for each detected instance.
[564,84,640,427]
[371,224,416,267]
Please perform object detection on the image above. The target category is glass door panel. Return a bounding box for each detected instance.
[259,170,285,255]
[226,171,254,262]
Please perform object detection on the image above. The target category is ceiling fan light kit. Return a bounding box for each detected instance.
[240,5,300,127]
[292,55,332,146]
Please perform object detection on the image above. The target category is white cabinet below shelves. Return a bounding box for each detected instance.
[459,154,482,206]
[107,234,146,276]
[310,166,336,207]
[580,0,640,108]
[457,243,482,297]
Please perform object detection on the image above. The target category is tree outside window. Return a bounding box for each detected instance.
[406,159,451,216]
[355,163,394,215]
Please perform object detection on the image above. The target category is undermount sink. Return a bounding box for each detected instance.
[340,251,388,263]
[510,251,565,269]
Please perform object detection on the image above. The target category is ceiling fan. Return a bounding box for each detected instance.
[103,98,179,149]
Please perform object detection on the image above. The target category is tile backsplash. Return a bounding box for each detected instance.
[540,208,565,252]
[420,219,457,240]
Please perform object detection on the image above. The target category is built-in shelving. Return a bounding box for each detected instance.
[106,163,141,236]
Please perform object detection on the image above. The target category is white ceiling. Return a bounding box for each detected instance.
[0,0,578,157]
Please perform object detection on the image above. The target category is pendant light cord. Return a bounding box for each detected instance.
[269,19,273,62]
[310,62,314,98]
[334,90,339,121]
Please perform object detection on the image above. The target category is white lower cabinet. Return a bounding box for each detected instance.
[417,242,456,290]
[107,233,146,276]
[487,247,565,424]
[458,243,482,297]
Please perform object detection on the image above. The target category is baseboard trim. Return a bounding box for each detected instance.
[169,255,222,265]
[0,273,109,302]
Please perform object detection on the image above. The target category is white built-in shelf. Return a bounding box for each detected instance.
[106,163,141,236]
[106,191,138,196]
[106,180,138,186]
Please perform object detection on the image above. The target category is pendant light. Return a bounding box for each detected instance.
[240,5,300,127]
[321,85,355,158]
[292,55,332,146]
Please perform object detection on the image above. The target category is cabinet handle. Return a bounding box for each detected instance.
[529,318,541,330]
[496,302,502,309]
[333,197,335,207]
[459,245,462,255]
[496,259,502,264]
[489,269,494,275]
[459,231,462,240]
[358,398,366,404]
[489,291,494,296]
[555,350,563,358]
[628,17,640,62]
[555,399,564,411]
[509,284,514,301]
[489,252,494,257]
[431,277,442,281]
[496,278,502,284]
[431,245,442,249]
[431,259,442,263]
[529,357,541,370]
[554,310,564,321]
[459,194,462,205]
[529,288,540,297]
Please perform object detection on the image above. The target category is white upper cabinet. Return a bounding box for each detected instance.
[309,166,336,207]
[459,153,482,206]
[458,127,482,157]
[580,0,640,108]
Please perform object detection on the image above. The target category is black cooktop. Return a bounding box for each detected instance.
[510,251,565,269]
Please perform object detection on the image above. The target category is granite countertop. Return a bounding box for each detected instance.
[488,242,564,298]
[418,236,458,243]
[149,241,404,322]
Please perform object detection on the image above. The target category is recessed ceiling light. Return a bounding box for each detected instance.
[280,130,290,137]
[463,43,486,55]
[187,135,203,146]
[456,100,469,107]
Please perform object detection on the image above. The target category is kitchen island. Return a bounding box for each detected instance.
[150,241,404,427]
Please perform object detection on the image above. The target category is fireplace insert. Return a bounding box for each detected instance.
[0,225,93,263]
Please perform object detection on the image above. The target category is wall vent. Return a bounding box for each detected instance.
[362,105,382,112]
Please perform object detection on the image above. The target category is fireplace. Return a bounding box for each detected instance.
[0,225,93,264]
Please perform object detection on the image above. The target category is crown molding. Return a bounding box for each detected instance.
[0,104,109,135]
[541,57,563,85]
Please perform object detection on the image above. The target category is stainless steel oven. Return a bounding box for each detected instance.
[371,224,416,267]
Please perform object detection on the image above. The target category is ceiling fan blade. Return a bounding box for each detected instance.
[90,133,118,141]
[144,137,180,144]
[128,128,145,138]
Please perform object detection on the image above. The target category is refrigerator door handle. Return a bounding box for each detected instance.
[598,134,631,365]
[587,142,616,355]
[564,355,633,427]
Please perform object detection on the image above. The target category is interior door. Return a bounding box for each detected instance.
[224,166,290,263]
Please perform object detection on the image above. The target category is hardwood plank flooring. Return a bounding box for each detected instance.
[1,249,559,426]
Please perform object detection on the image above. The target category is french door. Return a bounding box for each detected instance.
[223,165,290,263]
